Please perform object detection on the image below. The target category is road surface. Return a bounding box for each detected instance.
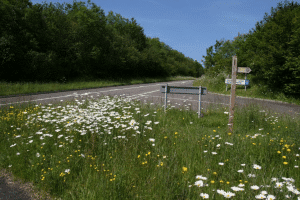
[0,80,299,119]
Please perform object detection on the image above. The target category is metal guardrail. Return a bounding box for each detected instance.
[160,84,207,118]
[160,85,207,95]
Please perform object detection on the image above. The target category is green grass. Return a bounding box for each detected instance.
[0,74,300,199]
[1,90,300,199]
[193,72,300,106]
[0,76,196,97]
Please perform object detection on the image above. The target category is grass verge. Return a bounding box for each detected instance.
[193,72,300,106]
[0,91,299,199]
[0,76,196,97]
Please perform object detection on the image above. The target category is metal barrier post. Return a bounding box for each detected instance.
[245,73,247,91]
[199,86,202,118]
[226,74,229,91]
[164,84,168,113]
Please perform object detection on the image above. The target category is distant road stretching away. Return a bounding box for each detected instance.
[0,80,300,119]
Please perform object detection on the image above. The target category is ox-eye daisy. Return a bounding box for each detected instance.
[200,193,209,199]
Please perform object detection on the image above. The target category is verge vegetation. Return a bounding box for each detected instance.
[1,0,300,198]
[201,1,300,98]
[0,76,196,97]
[0,88,299,199]
[193,72,300,106]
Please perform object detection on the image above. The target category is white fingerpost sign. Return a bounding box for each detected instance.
[160,85,207,118]
[237,67,251,73]
[237,67,251,91]
[225,67,251,91]
[225,79,250,85]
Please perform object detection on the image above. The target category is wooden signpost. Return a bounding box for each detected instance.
[228,56,237,134]
[228,56,252,133]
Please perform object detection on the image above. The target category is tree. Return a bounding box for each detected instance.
[103,11,150,78]
[240,0,300,95]
[0,0,35,82]
[63,0,109,80]
[202,46,214,72]
[0,0,202,83]
[27,2,70,82]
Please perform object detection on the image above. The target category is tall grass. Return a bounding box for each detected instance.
[0,91,299,199]
[193,72,300,106]
[0,76,196,97]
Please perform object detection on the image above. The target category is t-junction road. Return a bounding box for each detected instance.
[1,80,300,119]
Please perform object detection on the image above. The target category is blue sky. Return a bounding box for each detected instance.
[31,0,295,67]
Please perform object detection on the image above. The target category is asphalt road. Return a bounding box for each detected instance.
[0,79,300,200]
[0,80,300,119]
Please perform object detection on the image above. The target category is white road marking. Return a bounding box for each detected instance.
[208,92,296,105]
[0,81,190,106]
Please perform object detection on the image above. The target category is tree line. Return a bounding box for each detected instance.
[0,0,204,83]
[201,0,300,97]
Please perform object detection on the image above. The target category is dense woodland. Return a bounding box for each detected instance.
[0,0,204,83]
[202,1,300,97]
[1,0,299,97]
